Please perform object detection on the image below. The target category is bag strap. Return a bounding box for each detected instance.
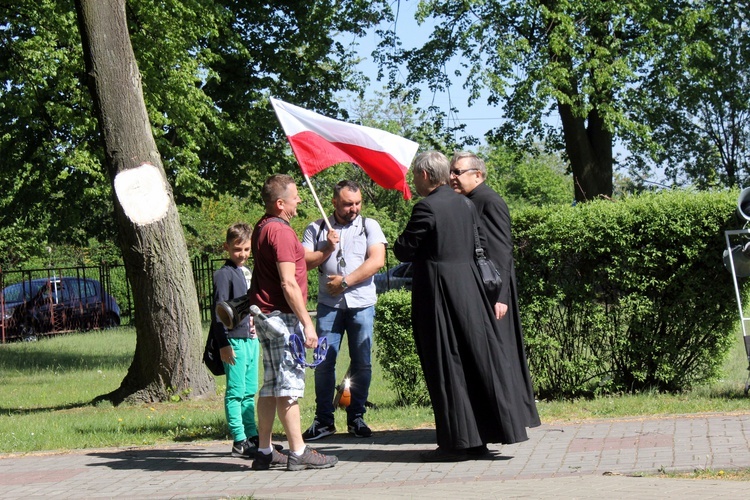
[472,224,487,260]
[316,215,369,243]
[314,218,331,273]
[313,218,327,243]
[464,197,486,260]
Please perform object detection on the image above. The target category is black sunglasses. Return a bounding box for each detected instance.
[450,168,477,177]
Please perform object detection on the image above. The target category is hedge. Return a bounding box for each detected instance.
[374,190,748,402]
[514,190,744,398]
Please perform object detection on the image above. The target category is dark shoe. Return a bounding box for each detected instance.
[347,415,372,438]
[420,447,469,462]
[287,446,338,471]
[248,435,284,451]
[231,439,255,459]
[251,449,289,470]
[301,418,336,441]
[466,444,490,457]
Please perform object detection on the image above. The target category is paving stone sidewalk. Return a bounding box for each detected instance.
[2,412,750,499]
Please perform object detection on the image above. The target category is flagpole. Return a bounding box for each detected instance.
[303,173,333,230]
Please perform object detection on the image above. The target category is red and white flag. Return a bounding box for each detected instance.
[271,97,419,199]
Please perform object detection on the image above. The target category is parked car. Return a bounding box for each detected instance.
[374,262,413,294]
[1,279,46,331]
[1,277,121,341]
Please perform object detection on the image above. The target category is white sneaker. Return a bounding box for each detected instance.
[302,418,336,441]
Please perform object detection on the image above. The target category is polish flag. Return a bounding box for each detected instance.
[271,97,419,199]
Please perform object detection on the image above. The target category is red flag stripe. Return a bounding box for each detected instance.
[287,131,411,198]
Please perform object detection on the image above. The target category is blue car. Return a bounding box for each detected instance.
[374,262,413,294]
[1,277,120,341]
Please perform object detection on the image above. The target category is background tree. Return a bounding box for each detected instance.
[179,194,265,259]
[480,143,573,210]
[198,0,394,203]
[0,1,112,266]
[75,0,212,404]
[0,0,394,265]
[377,0,726,202]
[626,0,750,190]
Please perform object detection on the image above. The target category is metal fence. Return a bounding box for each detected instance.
[192,255,226,322]
[0,257,227,342]
[1,251,400,343]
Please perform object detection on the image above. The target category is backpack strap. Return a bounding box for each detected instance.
[258,216,289,230]
[315,215,368,273]
[314,217,327,244]
[314,217,331,273]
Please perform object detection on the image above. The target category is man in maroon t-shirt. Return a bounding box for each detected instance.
[248,174,338,471]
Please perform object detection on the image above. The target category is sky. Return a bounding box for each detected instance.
[327,3,684,195]
[341,5,634,171]
[341,4,502,146]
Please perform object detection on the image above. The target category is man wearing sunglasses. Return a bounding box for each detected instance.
[450,152,540,431]
[394,151,533,462]
[302,180,387,441]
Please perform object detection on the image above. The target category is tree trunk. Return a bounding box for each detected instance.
[75,0,213,404]
[558,102,614,203]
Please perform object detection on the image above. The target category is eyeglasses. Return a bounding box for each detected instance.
[450,168,477,177]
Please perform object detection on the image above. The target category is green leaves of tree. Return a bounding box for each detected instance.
[627,0,750,189]
[380,0,749,199]
[0,0,392,265]
[0,1,110,263]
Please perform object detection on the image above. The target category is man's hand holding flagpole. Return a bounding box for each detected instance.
[270,97,419,226]
[302,172,334,231]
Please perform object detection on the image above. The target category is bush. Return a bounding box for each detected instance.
[374,289,429,406]
[178,194,264,259]
[514,190,744,398]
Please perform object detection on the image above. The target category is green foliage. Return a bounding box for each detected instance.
[380,1,747,197]
[178,194,264,260]
[480,143,574,210]
[195,0,394,203]
[0,0,392,257]
[0,1,114,256]
[514,190,743,398]
[0,220,52,269]
[374,289,429,406]
[625,0,750,190]
[379,0,667,198]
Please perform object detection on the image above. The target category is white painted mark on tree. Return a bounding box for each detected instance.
[114,163,170,225]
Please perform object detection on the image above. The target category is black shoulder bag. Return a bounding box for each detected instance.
[473,223,503,303]
[203,324,225,376]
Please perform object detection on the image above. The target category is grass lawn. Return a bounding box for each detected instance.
[1,324,749,455]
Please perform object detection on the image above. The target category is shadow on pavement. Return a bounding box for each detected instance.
[85,447,249,473]
[83,428,514,472]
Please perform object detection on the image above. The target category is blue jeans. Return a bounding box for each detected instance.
[314,304,373,424]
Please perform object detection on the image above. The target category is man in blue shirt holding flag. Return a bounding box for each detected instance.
[302,180,387,440]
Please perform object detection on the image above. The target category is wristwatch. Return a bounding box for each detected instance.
[341,278,349,290]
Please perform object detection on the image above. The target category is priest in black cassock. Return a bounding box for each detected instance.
[450,151,541,430]
[394,151,535,463]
